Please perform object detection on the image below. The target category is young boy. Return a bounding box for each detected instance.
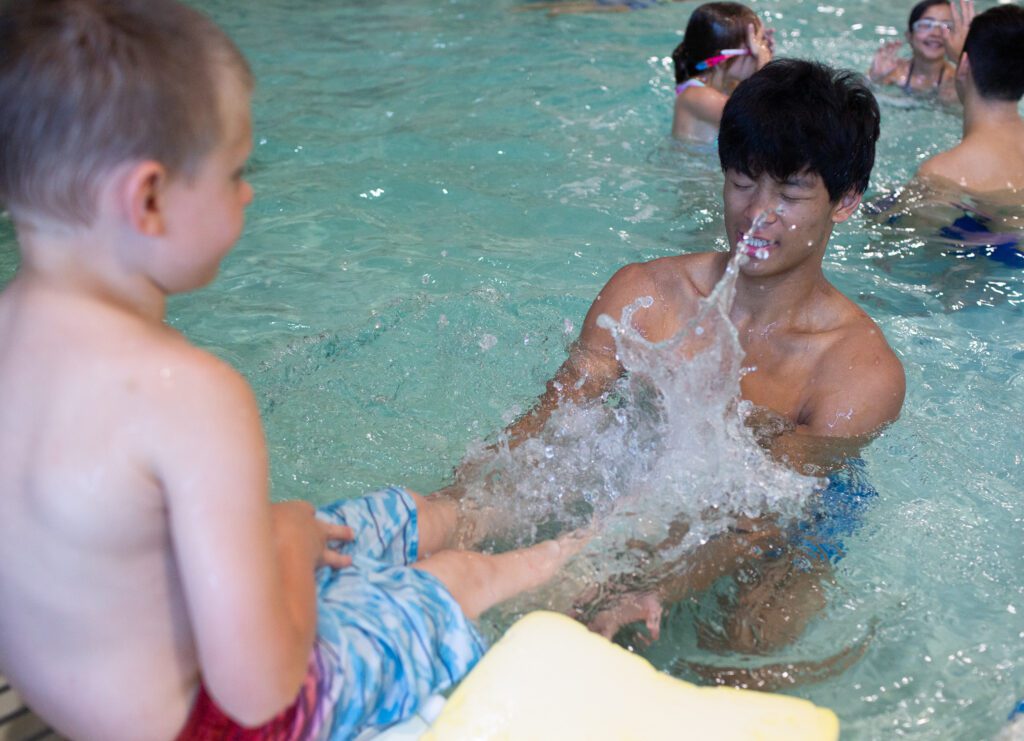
[505,59,905,650]
[0,2,575,739]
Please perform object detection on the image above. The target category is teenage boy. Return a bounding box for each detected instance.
[0,2,575,739]
[507,59,906,650]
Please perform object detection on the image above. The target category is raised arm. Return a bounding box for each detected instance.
[941,0,975,63]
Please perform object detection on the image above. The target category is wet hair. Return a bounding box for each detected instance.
[962,5,1024,102]
[672,2,759,84]
[907,0,950,33]
[0,0,253,226]
[718,59,880,201]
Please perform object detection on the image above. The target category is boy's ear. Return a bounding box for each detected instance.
[122,161,170,237]
[831,190,863,223]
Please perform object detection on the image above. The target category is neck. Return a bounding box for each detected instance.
[962,91,1024,139]
[910,53,945,82]
[707,66,731,93]
[728,255,828,330]
[14,223,168,323]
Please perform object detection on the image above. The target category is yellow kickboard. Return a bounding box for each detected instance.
[423,611,839,741]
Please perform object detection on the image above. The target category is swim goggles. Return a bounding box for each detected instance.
[911,18,953,32]
[694,48,751,71]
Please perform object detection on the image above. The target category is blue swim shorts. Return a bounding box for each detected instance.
[790,459,878,566]
[311,487,486,740]
[940,213,1024,269]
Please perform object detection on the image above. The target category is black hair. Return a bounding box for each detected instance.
[962,5,1024,102]
[907,0,950,32]
[672,2,758,84]
[718,59,880,201]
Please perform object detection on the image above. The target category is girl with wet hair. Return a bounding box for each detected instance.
[671,2,772,142]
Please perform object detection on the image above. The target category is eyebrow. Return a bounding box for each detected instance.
[781,176,815,188]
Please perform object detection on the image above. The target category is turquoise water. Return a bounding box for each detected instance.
[2,0,1023,737]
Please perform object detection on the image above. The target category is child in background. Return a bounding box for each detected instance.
[0,1,578,740]
[671,2,773,142]
[868,0,958,103]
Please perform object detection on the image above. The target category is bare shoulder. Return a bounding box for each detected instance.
[146,331,259,428]
[581,252,720,346]
[915,146,964,185]
[596,252,716,314]
[809,299,905,435]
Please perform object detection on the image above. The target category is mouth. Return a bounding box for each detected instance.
[737,232,776,260]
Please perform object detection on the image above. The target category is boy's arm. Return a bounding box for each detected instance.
[769,333,905,473]
[153,349,330,725]
[504,264,651,446]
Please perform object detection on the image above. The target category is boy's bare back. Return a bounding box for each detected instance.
[0,283,230,738]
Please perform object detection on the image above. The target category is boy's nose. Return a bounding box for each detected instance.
[743,189,780,225]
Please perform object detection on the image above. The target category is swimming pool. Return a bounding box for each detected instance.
[2,0,1021,737]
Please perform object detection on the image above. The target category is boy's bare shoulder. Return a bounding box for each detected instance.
[917,135,1024,195]
[606,252,721,299]
[810,295,905,432]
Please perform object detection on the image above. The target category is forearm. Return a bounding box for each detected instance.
[650,523,782,604]
[767,429,868,476]
[273,538,319,653]
[505,355,617,447]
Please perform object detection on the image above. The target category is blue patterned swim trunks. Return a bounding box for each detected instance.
[179,487,485,741]
[314,487,486,739]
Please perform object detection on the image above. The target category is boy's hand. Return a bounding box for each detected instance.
[271,501,354,570]
[869,40,902,81]
[941,0,974,63]
[318,520,354,569]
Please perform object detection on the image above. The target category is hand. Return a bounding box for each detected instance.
[869,40,902,81]
[747,23,773,69]
[941,0,974,63]
[587,591,663,643]
[271,501,354,570]
[317,519,354,569]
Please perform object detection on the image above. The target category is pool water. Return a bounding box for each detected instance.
[2,0,1023,737]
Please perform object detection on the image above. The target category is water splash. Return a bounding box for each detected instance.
[454,219,819,612]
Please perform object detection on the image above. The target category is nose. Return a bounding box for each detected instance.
[742,186,781,226]
[242,180,254,206]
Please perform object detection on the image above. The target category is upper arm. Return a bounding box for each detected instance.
[149,350,306,717]
[570,262,661,387]
[679,86,729,128]
[803,334,905,438]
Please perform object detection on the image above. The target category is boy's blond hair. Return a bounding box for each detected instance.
[0,0,253,226]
